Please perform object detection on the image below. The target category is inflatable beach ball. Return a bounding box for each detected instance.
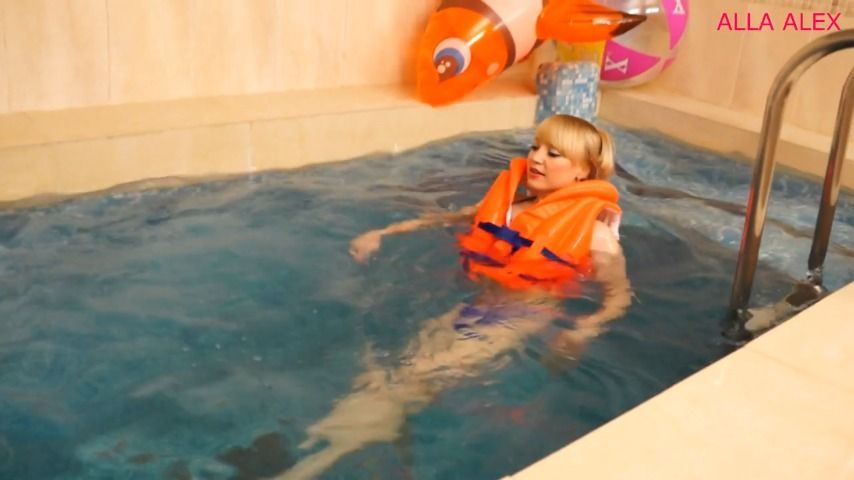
[600,0,688,87]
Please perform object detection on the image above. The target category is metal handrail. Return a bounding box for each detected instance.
[807,66,854,282]
[727,29,854,338]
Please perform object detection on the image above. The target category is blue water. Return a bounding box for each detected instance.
[0,124,851,479]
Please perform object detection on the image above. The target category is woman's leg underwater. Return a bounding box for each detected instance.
[272,297,561,480]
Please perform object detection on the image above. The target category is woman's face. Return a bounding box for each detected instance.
[526,141,590,197]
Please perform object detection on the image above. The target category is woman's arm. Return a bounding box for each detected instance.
[550,222,632,356]
[349,205,477,263]
[579,222,632,330]
[384,205,478,234]
[575,253,632,330]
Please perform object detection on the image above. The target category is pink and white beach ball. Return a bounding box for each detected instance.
[600,0,689,87]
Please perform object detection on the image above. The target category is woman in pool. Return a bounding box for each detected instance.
[275,115,632,479]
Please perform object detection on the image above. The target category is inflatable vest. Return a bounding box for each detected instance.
[459,157,621,296]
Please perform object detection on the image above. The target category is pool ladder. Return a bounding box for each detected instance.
[727,29,854,340]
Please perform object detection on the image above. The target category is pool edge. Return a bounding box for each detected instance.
[2,83,853,204]
[506,281,854,480]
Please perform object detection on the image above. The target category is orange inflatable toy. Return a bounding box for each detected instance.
[416,0,647,106]
[458,157,621,296]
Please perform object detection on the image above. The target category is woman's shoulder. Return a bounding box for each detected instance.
[591,220,621,255]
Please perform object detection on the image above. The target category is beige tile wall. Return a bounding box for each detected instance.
[108,0,194,103]
[277,0,348,90]
[0,0,850,140]
[728,3,812,116]
[650,1,853,137]
[0,1,7,114]
[0,0,436,110]
[646,0,747,107]
[193,0,279,97]
[790,15,854,135]
[3,0,109,111]
[342,0,437,86]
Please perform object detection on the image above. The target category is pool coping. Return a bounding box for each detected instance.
[505,281,854,480]
[1,82,853,205]
[0,81,538,204]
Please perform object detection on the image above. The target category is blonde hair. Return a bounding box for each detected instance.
[534,115,615,180]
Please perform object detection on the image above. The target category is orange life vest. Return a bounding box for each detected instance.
[458,157,621,296]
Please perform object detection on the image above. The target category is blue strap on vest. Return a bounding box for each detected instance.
[460,250,506,271]
[477,222,533,253]
[541,248,579,267]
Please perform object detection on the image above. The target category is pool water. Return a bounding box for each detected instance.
[0,124,851,479]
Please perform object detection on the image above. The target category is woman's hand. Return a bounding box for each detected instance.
[550,324,602,358]
[347,205,476,264]
[539,325,602,376]
[349,230,384,263]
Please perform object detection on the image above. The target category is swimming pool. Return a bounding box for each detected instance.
[0,124,851,479]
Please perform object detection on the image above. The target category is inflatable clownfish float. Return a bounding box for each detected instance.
[416,0,647,106]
